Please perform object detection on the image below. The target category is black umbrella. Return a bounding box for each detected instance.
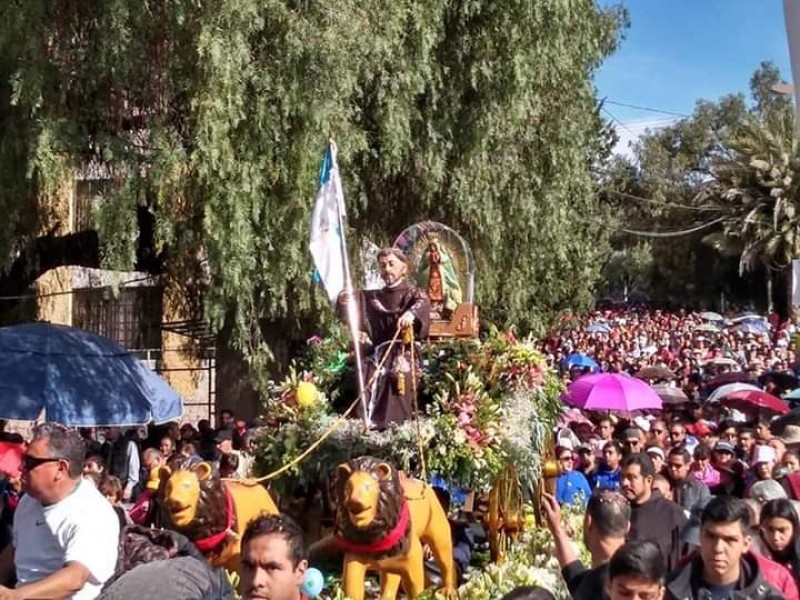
[651,384,690,405]
[635,366,676,382]
[769,407,800,436]
[759,371,799,391]
[705,372,755,391]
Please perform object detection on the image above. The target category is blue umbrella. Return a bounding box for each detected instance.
[783,388,800,401]
[0,322,183,426]
[735,321,769,335]
[564,353,600,371]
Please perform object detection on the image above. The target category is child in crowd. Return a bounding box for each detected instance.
[99,475,131,530]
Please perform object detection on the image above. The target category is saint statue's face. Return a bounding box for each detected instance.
[378,254,407,287]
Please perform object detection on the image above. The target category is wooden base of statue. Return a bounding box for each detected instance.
[429,303,479,339]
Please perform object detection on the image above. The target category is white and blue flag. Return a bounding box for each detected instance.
[309,143,346,302]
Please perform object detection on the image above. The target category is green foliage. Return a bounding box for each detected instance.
[253,328,562,496]
[601,61,797,310]
[0,0,625,365]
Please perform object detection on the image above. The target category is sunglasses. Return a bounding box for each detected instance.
[22,455,63,472]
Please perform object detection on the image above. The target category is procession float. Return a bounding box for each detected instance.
[249,221,576,599]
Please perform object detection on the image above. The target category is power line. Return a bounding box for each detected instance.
[606,190,718,212]
[604,99,690,119]
[620,216,725,238]
[601,106,637,136]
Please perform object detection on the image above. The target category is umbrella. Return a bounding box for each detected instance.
[707,382,762,404]
[694,324,721,333]
[730,312,765,323]
[700,357,740,368]
[760,371,799,390]
[699,311,725,322]
[769,407,800,435]
[720,390,789,415]
[564,353,600,371]
[563,373,662,414]
[634,366,675,381]
[706,371,755,390]
[734,321,770,335]
[651,384,690,405]
[0,322,183,427]
[586,323,611,334]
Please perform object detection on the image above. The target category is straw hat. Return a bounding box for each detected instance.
[781,424,800,447]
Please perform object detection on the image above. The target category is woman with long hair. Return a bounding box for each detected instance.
[760,498,800,584]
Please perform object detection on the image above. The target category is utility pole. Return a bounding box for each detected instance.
[785,0,800,129]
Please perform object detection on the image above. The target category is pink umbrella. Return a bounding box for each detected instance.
[564,373,663,414]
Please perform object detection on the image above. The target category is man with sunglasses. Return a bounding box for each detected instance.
[0,423,119,599]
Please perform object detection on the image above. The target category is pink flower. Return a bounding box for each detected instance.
[307,335,323,346]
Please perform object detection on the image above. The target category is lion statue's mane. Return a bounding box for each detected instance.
[334,456,411,559]
[155,461,230,543]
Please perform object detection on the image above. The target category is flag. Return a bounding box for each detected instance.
[309,144,346,302]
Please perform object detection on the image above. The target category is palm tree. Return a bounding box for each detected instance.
[699,109,800,315]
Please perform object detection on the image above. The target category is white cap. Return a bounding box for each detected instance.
[556,438,574,452]
[633,416,651,432]
[752,445,777,465]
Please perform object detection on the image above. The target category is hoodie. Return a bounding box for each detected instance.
[666,552,785,600]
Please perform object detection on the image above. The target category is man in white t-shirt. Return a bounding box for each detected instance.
[0,422,120,599]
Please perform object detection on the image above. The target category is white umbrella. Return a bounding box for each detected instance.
[701,357,741,368]
[708,382,762,404]
[700,311,725,322]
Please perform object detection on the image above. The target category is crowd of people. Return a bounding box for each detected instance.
[6,305,800,599]
[507,308,800,599]
[541,308,800,397]
[0,409,286,600]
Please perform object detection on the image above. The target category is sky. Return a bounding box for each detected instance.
[596,0,795,153]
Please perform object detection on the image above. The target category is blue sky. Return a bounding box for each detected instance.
[596,0,794,146]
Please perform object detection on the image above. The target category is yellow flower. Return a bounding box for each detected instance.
[296,381,318,408]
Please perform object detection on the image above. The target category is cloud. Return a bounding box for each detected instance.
[611,117,678,159]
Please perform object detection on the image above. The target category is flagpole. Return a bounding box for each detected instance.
[329,141,370,428]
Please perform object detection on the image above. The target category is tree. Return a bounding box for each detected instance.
[699,81,798,315]
[601,62,795,313]
[0,1,626,374]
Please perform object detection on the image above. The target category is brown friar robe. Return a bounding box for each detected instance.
[338,282,430,428]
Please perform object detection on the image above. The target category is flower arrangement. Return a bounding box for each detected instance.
[253,327,562,496]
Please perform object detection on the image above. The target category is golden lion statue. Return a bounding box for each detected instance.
[334,456,456,600]
[157,461,279,571]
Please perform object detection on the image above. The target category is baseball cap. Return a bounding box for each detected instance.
[750,480,787,504]
[622,428,641,441]
[556,438,574,453]
[714,441,736,454]
[646,446,665,461]
[214,428,233,443]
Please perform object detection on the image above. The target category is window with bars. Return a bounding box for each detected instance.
[73,180,110,232]
[72,286,163,350]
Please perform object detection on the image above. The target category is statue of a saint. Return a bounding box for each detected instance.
[416,236,462,320]
[337,248,430,428]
